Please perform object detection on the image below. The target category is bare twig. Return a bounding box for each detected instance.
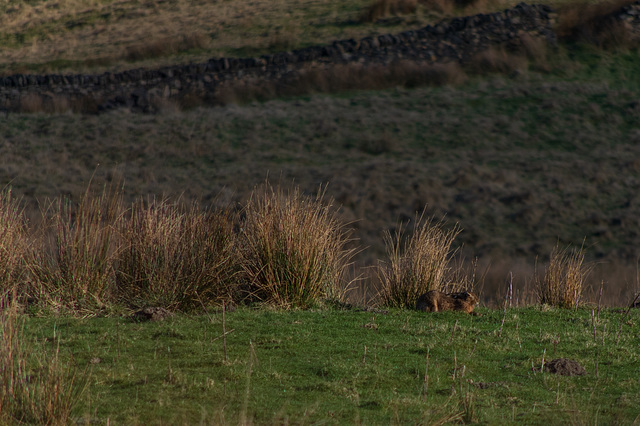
[422,347,430,400]
[498,274,511,337]
[449,320,458,344]
[211,328,235,343]
[616,293,640,344]
[223,302,227,362]
[195,291,214,324]
[597,281,603,322]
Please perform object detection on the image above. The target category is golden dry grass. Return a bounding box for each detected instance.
[376,214,463,309]
[536,244,592,309]
[0,190,29,297]
[239,184,354,308]
[115,199,237,310]
[0,302,86,425]
[28,185,123,315]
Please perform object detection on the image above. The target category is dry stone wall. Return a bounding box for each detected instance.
[0,1,638,113]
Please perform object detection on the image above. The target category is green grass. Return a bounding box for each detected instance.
[18,306,640,424]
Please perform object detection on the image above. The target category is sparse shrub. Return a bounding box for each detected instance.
[0,190,30,296]
[29,186,124,314]
[466,48,528,75]
[115,199,237,310]
[125,32,209,61]
[361,0,418,23]
[389,60,467,87]
[377,215,462,309]
[42,95,72,114]
[0,303,87,425]
[216,61,465,106]
[518,32,550,71]
[238,184,353,308]
[268,23,302,51]
[536,245,591,309]
[17,93,78,114]
[18,93,44,114]
[556,0,636,48]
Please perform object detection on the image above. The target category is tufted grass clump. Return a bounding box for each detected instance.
[239,185,353,309]
[377,215,461,309]
[536,244,591,309]
[556,0,637,48]
[0,190,30,296]
[115,199,238,310]
[28,186,124,315]
[0,302,87,425]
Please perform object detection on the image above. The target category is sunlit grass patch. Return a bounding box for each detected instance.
[239,184,354,308]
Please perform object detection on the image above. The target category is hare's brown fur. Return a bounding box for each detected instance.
[416,290,478,314]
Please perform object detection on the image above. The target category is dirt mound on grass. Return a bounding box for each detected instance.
[544,358,586,376]
[131,307,174,322]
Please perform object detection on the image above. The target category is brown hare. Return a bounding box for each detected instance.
[416,290,479,315]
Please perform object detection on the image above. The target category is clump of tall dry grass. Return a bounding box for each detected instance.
[0,301,87,425]
[556,0,636,48]
[0,190,30,296]
[29,186,124,314]
[115,199,237,310]
[214,61,466,107]
[238,185,353,309]
[536,245,591,309]
[377,215,462,309]
[466,48,528,75]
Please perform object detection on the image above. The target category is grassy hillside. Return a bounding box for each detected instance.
[1,0,640,305]
[3,43,640,304]
[0,0,535,75]
[11,306,640,424]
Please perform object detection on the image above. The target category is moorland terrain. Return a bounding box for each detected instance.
[2,0,640,305]
[1,0,640,424]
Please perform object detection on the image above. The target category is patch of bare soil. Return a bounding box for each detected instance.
[544,358,586,376]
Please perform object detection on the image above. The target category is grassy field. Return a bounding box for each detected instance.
[8,306,639,424]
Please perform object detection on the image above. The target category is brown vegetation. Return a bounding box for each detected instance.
[360,0,418,23]
[238,184,354,308]
[115,198,237,311]
[212,60,466,108]
[0,301,87,424]
[125,33,209,62]
[376,215,464,309]
[556,0,637,47]
[536,245,591,309]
